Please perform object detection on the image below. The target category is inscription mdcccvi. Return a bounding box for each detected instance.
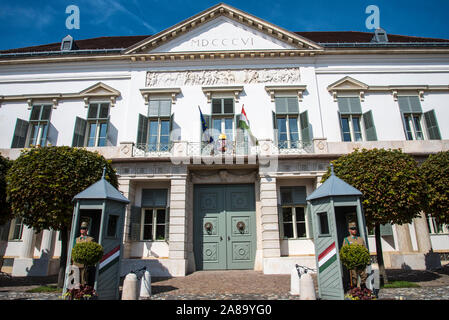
[191,37,255,48]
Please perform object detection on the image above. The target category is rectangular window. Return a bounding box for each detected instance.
[337,97,375,142]
[28,105,52,147]
[9,218,24,241]
[86,103,109,147]
[279,186,308,239]
[106,215,119,238]
[211,98,235,143]
[318,212,330,235]
[136,100,172,152]
[141,208,167,241]
[397,96,427,141]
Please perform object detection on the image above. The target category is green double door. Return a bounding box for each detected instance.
[194,184,256,270]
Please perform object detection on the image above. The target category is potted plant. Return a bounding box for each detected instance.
[340,243,376,300]
[63,242,104,300]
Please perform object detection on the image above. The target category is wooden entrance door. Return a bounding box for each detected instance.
[194,184,256,270]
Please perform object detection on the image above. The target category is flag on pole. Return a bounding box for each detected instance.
[198,106,213,143]
[239,105,258,145]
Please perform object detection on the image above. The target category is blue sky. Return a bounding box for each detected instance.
[1,0,449,50]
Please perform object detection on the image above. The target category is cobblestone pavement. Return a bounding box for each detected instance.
[0,264,448,300]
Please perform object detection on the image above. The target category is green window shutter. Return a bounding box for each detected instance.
[142,189,168,207]
[287,97,299,114]
[272,111,278,145]
[137,113,148,147]
[275,97,288,114]
[148,100,159,117]
[338,97,362,114]
[277,204,284,239]
[380,223,393,236]
[363,110,377,141]
[299,110,311,144]
[11,118,29,148]
[72,117,87,147]
[306,205,313,239]
[165,207,170,241]
[292,186,307,205]
[105,116,114,146]
[129,206,142,241]
[398,96,422,113]
[424,110,441,140]
[159,100,171,117]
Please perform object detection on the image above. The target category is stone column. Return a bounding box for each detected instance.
[259,175,281,273]
[413,212,441,269]
[168,178,188,276]
[118,178,135,259]
[20,225,35,259]
[40,229,54,259]
[413,212,432,253]
[12,225,36,276]
[396,224,414,253]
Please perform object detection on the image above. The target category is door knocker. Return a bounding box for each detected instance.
[204,222,213,234]
[236,221,246,233]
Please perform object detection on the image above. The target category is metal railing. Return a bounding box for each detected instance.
[134,143,173,157]
[132,140,314,157]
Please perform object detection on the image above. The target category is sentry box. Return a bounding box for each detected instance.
[63,169,129,300]
[306,165,374,300]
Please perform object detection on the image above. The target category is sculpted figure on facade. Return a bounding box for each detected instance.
[146,68,300,86]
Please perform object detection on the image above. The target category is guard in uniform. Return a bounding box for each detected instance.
[342,222,368,289]
[74,221,94,285]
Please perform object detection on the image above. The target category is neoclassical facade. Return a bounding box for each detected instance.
[0,3,448,277]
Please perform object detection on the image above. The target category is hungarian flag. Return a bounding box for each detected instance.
[198,106,213,143]
[239,105,258,145]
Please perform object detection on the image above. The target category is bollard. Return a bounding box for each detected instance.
[299,273,316,300]
[139,270,152,298]
[290,266,300,295]
[121,273,138,300]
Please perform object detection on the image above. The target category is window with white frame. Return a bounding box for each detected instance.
[136,99,172,152]
[141,208,168,241]
[337,96,377,142]
[397,96,441,141]
[9,218,24,241]
[72,102,110,147]
[272,97,310,149]
[11,104,52,148]
[211,98,235,141]
[279,186,309,239]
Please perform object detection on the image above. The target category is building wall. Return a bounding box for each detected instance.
[1,52,448,276]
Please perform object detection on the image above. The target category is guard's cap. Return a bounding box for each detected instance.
[80,221,89,229]
[348,222,357,229]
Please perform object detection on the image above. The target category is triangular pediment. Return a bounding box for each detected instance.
[79,82,120,97]
[124,3,322,55]
[327,76,369,91]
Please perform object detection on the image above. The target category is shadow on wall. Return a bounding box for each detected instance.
[120,258,171,278]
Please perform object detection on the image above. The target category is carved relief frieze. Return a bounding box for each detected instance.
[146,68,301,87]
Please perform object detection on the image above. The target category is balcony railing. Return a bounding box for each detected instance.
[134,142,173,157]
[132,139,314,157]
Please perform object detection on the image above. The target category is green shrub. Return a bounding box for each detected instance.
[339,244,371,270]
[71,242,104,266]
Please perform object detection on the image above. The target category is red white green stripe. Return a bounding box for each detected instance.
[238,105,257,145]
[318,242,337,273]
[99,245,120,274]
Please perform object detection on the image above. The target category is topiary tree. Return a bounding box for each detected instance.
[420,151,449,225]
[72,242,104,267]
[0,154,13,226]
[340,244,371,271]
[6,146,118,287]
[321,148,426,284]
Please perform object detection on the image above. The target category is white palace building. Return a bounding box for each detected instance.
[0,3,448,277]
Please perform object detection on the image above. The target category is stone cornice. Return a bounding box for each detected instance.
[0,82,121,108]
